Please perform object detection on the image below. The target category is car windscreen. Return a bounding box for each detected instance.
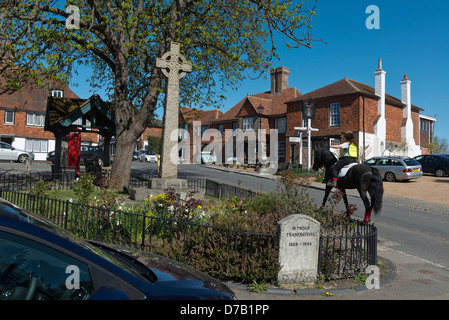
[403,159,420,166]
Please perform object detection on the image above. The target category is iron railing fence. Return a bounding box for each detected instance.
[0,190,276,266]
[0,172,254,199]
[319,222,377,279]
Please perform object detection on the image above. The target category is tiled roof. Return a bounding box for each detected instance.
[180,107,223,125]
[0,77,80,112]
[287,78,422,111]
[213,87,302,123]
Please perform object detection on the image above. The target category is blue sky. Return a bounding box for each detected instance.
[71,0,449,140]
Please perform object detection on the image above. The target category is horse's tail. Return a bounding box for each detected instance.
[369,167,384,214]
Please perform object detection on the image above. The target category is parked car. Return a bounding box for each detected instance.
[201,151,217,164]
[47,145,104,166]
[0,198,235,300]
[413,154,449,177]
[132,151,140,161]
[139,150,158,163]
[363,156,422,182]
[0,142,34,163]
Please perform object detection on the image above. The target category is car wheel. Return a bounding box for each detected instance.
[385,172,396,182]
[435,168,446,177]
[18,154,29,163]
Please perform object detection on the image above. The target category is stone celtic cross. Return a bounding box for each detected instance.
[156,41,192,179]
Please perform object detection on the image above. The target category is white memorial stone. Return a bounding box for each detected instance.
[156,41,192,179]
[277,214,320,284]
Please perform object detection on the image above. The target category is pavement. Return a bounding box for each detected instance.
[206,164,449,300]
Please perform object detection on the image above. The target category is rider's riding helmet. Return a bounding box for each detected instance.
[344,131,355,140]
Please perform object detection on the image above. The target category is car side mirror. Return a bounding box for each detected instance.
[88,286,129,300]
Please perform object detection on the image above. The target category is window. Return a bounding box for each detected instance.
[51,90,64,98]
[26,112,45,127]
[275,117,286,133]
[330,102,340,127]
[25,139,48,153]
[277,141,286,158]
[242,117,254,131]
[218,124,224,137]
[0,231,94,300]
[4,110,14,124]
[420,120,429,132]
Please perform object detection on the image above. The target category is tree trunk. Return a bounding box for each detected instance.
[111,132,136,191]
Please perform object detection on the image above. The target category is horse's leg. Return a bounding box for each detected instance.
[340,188,351,217]
[321,185,332,207]
[358,188,372,223]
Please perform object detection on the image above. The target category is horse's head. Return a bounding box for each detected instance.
[312,148,323,171]
[313,148,336,171]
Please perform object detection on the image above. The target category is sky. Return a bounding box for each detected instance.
[70,0,449,140]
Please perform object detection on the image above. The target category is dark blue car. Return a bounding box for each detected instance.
[0,198,235,300]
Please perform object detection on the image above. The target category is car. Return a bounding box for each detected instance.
[0,142,34,163]
[0,198,235,300]
[132,151,140,161]
[413,154,449,177]
[363,156,422,182]
[138,150,158,163]
[47,145,104,166]
[201,151,217,164]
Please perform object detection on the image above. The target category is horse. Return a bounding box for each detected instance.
[312,148,384,223]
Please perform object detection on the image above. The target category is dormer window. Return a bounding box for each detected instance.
[51,90,64,98]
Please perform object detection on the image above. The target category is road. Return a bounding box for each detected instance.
[3,160,449,271]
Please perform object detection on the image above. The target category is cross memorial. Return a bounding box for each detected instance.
[156,41,192,179]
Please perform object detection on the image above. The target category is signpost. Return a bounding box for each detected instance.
[294,99,318,170]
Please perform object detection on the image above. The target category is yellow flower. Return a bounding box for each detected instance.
[189,211,193,216]
[197,205,202,209]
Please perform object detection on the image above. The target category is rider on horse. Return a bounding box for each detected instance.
[327,131,358,188]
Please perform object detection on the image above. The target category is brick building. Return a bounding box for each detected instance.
[0,82,97,161]
[193,61,437,166]
[286,60,433,163]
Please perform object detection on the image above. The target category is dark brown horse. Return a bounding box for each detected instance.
[313,148,384,223]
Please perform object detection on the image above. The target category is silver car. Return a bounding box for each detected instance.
[363,156,423,182]
[0,142,34,163]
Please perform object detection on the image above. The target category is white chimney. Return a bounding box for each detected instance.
[374,59,386,142]
[401,74,416,151]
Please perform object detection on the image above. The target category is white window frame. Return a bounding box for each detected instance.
[330,102,340,127]
[242,117,254,131]
[51,90,64,98]
[25,139,48,153]
[4,110,14,124]
[26,112,45,127]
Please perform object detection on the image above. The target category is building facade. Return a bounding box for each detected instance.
[0,83,92,161]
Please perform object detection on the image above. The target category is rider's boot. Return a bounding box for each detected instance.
[326,177,337,188]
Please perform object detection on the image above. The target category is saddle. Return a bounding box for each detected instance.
[337,163,358,178]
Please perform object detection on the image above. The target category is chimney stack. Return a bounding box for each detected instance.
[401,74,416,149]
[270,67,289,94]
[374,59,386,142]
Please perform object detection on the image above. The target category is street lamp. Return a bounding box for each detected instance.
[257,104,264,165]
